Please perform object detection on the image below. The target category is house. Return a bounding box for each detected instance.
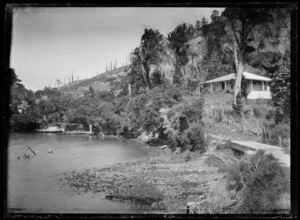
[202,72,272,99]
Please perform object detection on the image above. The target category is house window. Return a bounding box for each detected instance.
[252,80,263,91]
[222,82,225,90]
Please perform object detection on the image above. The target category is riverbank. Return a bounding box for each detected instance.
[60,143,237,214]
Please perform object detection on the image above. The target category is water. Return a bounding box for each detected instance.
[7,132,154,213]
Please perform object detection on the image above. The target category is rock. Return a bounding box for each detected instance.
[161,145,168,150]
[105,193,114,200]
[187,202,195,207]
[151,202,158,209]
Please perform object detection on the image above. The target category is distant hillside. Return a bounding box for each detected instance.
[59,65,130,97]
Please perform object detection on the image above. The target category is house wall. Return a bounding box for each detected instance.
[203,81,234,93]
[247,80,271,99]
[247,91,271,99]
[213,82,223,92]
[204,79,271,99]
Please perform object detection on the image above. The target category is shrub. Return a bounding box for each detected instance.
[113,96,130,115]
[253,107,261,118]
[265,108,276,120]
[178,114,189,133]
[172,96,204,124]
[142,107,162,133]
[125,86,183,137]
[242,108,251,118]
[181,123,207,152]
[184,151,192,162]
[262,120,290,149]
[226,150,290,214]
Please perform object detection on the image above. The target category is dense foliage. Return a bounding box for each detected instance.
[269,51,290,123]
[226,150,290,213]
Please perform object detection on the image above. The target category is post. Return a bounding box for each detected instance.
[128,83,132,99]
[251,80,253,91]
[278,136,282,148]
[89,124,93,135]
[224,81,227,91]
[210,83,213,93]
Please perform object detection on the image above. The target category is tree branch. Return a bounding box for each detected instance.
[229,20,241,49]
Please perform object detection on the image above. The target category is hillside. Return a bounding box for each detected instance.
[58,65,130,97]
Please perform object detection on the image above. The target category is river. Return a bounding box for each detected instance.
[7,132,154,213]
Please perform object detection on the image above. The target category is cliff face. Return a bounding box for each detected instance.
[149,35,208,85]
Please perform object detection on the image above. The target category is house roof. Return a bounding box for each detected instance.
[243,72,271,81]
[203,72,271,84]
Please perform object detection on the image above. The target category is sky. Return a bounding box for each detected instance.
[10,7,224,91]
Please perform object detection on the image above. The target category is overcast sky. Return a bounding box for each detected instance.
[10,7,224,91]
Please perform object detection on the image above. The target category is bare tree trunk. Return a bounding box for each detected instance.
[141,63,150,91]
[145,66,152,90]
[234,59,244,105]
[181,66,187,88]
[128,83,132,99]
[233,41,239,72]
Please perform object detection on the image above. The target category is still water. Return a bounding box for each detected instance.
[7,132,154,213]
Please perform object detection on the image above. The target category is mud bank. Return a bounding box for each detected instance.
[60,147,231,213]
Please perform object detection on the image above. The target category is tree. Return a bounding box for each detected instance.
[131,29,165,91]
[88,86,95,98]
[195,20,202,33]
[269,50,290,123]
[56,79,61,87]
[168,23,196,87]
[211,10,220,23]
[9,68,22,87]
[199,11,234,82]
[168,23,194,67]
[222,8,274,106]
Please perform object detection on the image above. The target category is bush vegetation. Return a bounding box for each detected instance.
[226,150,290,213]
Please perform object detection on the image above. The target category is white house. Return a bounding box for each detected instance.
[202,72,272,99]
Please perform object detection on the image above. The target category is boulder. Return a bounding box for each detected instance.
[161,145,168,150]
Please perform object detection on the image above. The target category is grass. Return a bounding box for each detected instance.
[203,92,290,151]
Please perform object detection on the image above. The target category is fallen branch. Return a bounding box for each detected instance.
[27,146,37,156]
[246,129,258,136]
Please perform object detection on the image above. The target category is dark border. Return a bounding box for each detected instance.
[2,1,299,219]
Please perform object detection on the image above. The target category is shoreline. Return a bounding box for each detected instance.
[60,147,228,214]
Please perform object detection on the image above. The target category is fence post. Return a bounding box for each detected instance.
[186,205,190,214]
